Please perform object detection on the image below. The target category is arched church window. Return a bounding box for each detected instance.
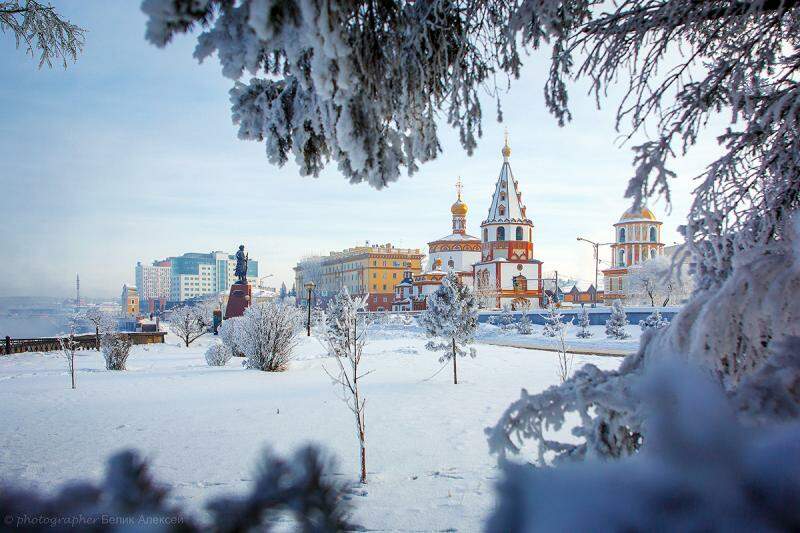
[497,227,505,241]
[618,249,626,267]
[515,226,523,241]
[447,259,455,269]
[619,228,626,243]
[649,226,657,242]
[500,192,506,201]
[483,228,488,241]
[650,249,656,259]
[499,205,506,216]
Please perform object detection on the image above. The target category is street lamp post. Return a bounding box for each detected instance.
[576,237,607,308]
[304,281,316,336]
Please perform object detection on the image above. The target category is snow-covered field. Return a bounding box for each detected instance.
[0,326,622,530]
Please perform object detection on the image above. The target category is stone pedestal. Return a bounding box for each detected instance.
[224,283,251,319]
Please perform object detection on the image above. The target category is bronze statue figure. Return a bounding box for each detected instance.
[234,244,248,284]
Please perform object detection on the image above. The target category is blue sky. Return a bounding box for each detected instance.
[0,2,713,298]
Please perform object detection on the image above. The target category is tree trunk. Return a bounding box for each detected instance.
[95,326,100,350]
[359,440,367,484]
[452,338,458,385]
[70,353,76,389]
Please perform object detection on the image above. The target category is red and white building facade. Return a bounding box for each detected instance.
[602,207,665,303]
[472,139,544,309]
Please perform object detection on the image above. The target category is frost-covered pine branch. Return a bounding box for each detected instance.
[317,287,371,484]
[168,304,210,347]
[0,1,84,68]
[605,301,630,340]
[419,273,478,385]
[0,445,354,531]
[487,358,800,531]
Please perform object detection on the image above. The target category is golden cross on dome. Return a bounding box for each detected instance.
[455,177,463,200]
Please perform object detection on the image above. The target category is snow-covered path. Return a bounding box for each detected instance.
[0,329,621,531]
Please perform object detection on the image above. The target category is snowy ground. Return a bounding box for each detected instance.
[477,323,642,356]
[0,325,623,531]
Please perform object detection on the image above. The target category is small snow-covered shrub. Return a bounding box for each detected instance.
[542,302,564,338]
[218,316,244,357]
[101,333,132,370]
[516,313,533,335]
[639,310,669,331]
[576,306,592,338]
[205,343,233,367]
[238,302,302,372]
[605,301,630,339]
[489,306,516,331]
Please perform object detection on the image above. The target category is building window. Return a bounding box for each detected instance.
[483,228,488,241]
[513,275,527,291]
[649,226,657,242]
[618,249,626,267]
[499,205,505,216]
[447,259,455,268]
[497,227,505,241]
[382,284,387,290]
[515,226,523,240]
[392,273,397,279]
[619,228,626,243]
[650,249,657,259]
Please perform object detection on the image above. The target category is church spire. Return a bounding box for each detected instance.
[502,129,511,161]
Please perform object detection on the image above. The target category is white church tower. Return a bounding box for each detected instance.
[472,135,543,309]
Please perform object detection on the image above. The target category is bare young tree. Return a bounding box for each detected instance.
[57,312,81,389]
[168,305,210,347]
[318,288,371,484]
[1,1,84,68]
[555,317,574,384]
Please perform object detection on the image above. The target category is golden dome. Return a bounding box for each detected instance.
[501,139,511,159]
[620,206,658,222]
[451,199,468,215]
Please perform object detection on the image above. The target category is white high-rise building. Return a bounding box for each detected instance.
[168,251,259,302]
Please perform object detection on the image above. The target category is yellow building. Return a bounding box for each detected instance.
[120,284,140,317]
[294,243,424,311]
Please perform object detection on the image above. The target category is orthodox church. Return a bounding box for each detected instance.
[392,136,544,311]
[602,206,665,303]
[391,181,482,311]
[472,137,544,309]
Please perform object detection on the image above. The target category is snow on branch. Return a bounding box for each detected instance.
[0,0,85,68]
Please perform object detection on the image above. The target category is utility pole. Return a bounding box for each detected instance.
[577,237,612,308]
[76,274,80,306]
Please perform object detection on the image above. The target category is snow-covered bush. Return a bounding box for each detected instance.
[488,359,800,531]
[100,333,132,371]
[489,306,516,331]
[83,307,116,349]
[0,445,353,530]
[516,313,533,335]
[318,287,371,483]
[169,304,210,347]
[542,302,564,338]
[237,302,302,372]
[205,342,233,367]
[605,301,630,339]
[218,316,244,357]
[639,310,669,331]
[419,273,478,384]
[576,306,592,338]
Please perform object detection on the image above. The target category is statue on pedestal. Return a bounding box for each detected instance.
[234,244,248,285]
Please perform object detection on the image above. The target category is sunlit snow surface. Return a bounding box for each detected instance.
[0,323,621,530]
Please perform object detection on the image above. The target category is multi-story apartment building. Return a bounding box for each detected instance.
[168,251,259,302]
[135,260,171,313]
[294,243,424,311]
